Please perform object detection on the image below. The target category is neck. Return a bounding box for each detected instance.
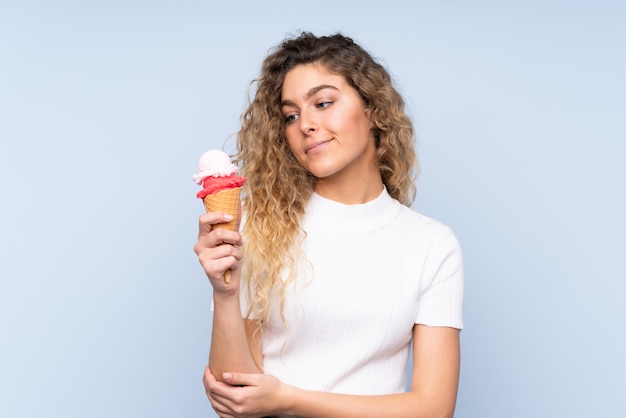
[312,139,383,204]
[315,174,384,204]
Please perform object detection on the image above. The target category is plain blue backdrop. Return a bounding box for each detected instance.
[1,1,624,417]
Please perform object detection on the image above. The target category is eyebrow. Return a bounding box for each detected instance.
[281,84,339,107]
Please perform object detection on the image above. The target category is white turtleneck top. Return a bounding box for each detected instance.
[245,188,463,396]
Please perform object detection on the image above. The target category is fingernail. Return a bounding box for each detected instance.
[223,372,232,381]
[224,214,234,220]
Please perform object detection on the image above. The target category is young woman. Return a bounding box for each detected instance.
[194,32,464,418]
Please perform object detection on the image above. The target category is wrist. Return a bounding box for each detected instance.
[280,383,301,416]
[212,288,240,305]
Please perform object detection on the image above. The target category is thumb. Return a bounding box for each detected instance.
[223,371,257,386]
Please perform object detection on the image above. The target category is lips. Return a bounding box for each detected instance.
[305,139,333,154]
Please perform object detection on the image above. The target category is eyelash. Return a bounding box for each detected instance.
[284,101,333,123]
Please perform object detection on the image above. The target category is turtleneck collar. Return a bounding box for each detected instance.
[304,187,403,233]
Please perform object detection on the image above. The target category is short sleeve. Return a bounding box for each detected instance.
[415,226,464,329]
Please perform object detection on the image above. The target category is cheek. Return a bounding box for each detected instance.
[341,106,368,131]
[285,130,303,158]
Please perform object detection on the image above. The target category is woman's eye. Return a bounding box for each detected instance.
[316,101,332,109]
[285,114,298,123]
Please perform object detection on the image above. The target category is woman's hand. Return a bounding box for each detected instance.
[203,366,290,418]
[194,212,243,295]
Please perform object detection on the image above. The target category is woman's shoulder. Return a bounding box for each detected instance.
[395,204,459,246]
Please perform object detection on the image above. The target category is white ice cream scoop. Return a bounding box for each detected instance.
[192,149,238,184]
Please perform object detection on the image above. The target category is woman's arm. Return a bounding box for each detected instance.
[194,212,263,382]
[209,289,263,380]
[206,324,460,418]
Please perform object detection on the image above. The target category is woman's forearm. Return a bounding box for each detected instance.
[209,293,262,381]
[282,387,455,418]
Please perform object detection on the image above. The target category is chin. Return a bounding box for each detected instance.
[308,167,339,180]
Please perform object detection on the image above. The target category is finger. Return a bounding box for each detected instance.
[198,212,235,237]
[196,231,242,258]
[197,251,241,284]
[222,371,260,387]
[204,368,228,413]
[203,366,213,394]
[204,366,216,384]
[198,231,240,253]
[207,390,234,418]
[205,374,236,413]
[209,227,242,247]
[207,367,241,395]
[210,396,236,418]
[194,236,243,282]
[196,241,242,264]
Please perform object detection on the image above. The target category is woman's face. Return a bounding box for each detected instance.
[281,64,377,184]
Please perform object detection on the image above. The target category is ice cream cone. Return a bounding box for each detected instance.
[202,187,242,284]
[202,187,241,230]
[194,149,246,286]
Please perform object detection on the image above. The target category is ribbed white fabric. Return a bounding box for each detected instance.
[244,188,463,396]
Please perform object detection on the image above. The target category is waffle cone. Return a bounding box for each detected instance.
[202,187,241,231]
[202,187,241,285]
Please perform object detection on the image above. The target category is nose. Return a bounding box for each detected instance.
[299,109,317,135]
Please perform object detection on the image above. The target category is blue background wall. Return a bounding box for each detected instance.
[1,1,624,417]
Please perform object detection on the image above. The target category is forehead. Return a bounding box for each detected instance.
[281,64,348,98]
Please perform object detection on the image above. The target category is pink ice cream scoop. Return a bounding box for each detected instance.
[193,150,246,199]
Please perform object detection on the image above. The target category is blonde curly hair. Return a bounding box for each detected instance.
[235,32,418,332]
